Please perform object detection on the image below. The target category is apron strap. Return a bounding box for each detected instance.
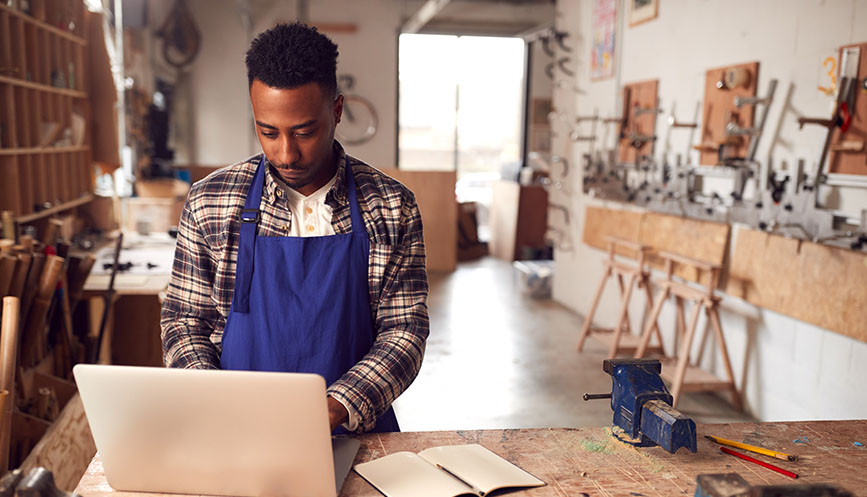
[231,156,267,314]
[345,157,364,234]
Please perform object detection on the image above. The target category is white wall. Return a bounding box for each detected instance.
[552,0,867,421]
[175,0,402,168]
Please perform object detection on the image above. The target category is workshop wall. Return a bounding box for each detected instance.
[180,0,402,169]
[552,0,867,421]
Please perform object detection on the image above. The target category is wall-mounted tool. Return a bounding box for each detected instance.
[633,105,662,117]
[716,67,751,90]
[735,79,777,165]
[798,75,856,177]
[583,358,697,454]
[667,112,697,129]
[570,112,599,143]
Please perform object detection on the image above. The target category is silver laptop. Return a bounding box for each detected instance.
[73,364,360,497]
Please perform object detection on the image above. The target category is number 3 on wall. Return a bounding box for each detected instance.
[818,56,837,96]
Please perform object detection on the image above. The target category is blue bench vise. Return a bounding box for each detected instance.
[584,358,697,454]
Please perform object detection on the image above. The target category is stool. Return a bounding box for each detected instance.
[634,251,741,410]
[576,236,664,358]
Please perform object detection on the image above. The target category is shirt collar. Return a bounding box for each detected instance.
[262,140,348,206]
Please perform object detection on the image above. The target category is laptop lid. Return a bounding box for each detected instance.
[74,364,340,497]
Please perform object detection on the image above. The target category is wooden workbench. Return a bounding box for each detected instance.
[75,420,867,496]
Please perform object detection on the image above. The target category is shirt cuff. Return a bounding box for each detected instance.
[333,395,360,431]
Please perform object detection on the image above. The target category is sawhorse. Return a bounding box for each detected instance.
[577,236,664,358]
[634,251,741,410]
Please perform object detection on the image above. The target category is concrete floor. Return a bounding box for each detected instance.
[392,257,755,432]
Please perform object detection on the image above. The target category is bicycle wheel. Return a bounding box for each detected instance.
[337,95,378,145]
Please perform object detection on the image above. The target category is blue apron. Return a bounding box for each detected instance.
[221,154,399,434]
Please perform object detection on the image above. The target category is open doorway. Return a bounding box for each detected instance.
[398,33,526,242]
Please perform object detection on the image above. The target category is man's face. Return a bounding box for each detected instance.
[249,80,343,196]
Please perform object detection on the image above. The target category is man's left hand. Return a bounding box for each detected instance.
[327,396,349,432]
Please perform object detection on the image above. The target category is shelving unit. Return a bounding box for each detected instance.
[0,0,93,223]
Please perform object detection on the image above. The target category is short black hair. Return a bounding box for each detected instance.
[245,22,339,95]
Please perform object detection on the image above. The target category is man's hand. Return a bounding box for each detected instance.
[327,396,349,432]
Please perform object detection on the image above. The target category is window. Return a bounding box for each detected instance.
[398,33,526,178]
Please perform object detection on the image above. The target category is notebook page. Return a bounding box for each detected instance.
[354,452,477,497]
[418,444,544,495]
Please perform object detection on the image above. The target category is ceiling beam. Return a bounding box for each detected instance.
[401,0,453,34]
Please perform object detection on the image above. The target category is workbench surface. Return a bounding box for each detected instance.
[75,420,867,496]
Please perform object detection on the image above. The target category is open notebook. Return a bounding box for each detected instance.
[353,444,545,497]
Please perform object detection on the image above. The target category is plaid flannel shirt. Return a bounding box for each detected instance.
[160,143,429,432]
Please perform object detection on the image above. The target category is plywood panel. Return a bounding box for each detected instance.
[583,207,729,283]
[383,169,457,272]
[639,211,730,282]
[728,227,867,343]
[21,394,96,491]
[827,42,867,175]
[699,62,759,165]
[581,205,642,252]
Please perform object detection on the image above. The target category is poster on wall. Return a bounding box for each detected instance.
[628,0,658,27]
[591,0,616,81]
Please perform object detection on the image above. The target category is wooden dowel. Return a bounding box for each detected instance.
[0,255,16,297]
[8,253,31,299]
[18,252,44,320]
[0,296,21,473]
[67,254,93,309]
[19,255,62,367]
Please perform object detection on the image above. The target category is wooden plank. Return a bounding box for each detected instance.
[699,61,759,165]
[618,79,659,164]
[383,169,457,272]
[827,42,867,175]
[75,421,867,497]
[489,180,520,261]
[0,10,12,72]
[20,393,96,492]
[727,226,867,343]
[582,205,642,254]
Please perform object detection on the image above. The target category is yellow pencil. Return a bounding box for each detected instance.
[705,435,798,461]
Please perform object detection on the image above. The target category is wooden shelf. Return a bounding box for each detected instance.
[0,3,86,45]
[0,145,90,156]
[15,193,93,224]
[0,74,88,99]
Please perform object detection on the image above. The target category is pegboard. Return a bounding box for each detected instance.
[617,79,659,164]
[727,227,867,343]
[699,62,759,165]
[827,42,867,176]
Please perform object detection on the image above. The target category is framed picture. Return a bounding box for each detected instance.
[591,0,616,81]
[628,0,658,27]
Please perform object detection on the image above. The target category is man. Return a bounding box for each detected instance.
[160,23,429,434]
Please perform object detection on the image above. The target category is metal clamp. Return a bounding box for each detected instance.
[240,209,260,224]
